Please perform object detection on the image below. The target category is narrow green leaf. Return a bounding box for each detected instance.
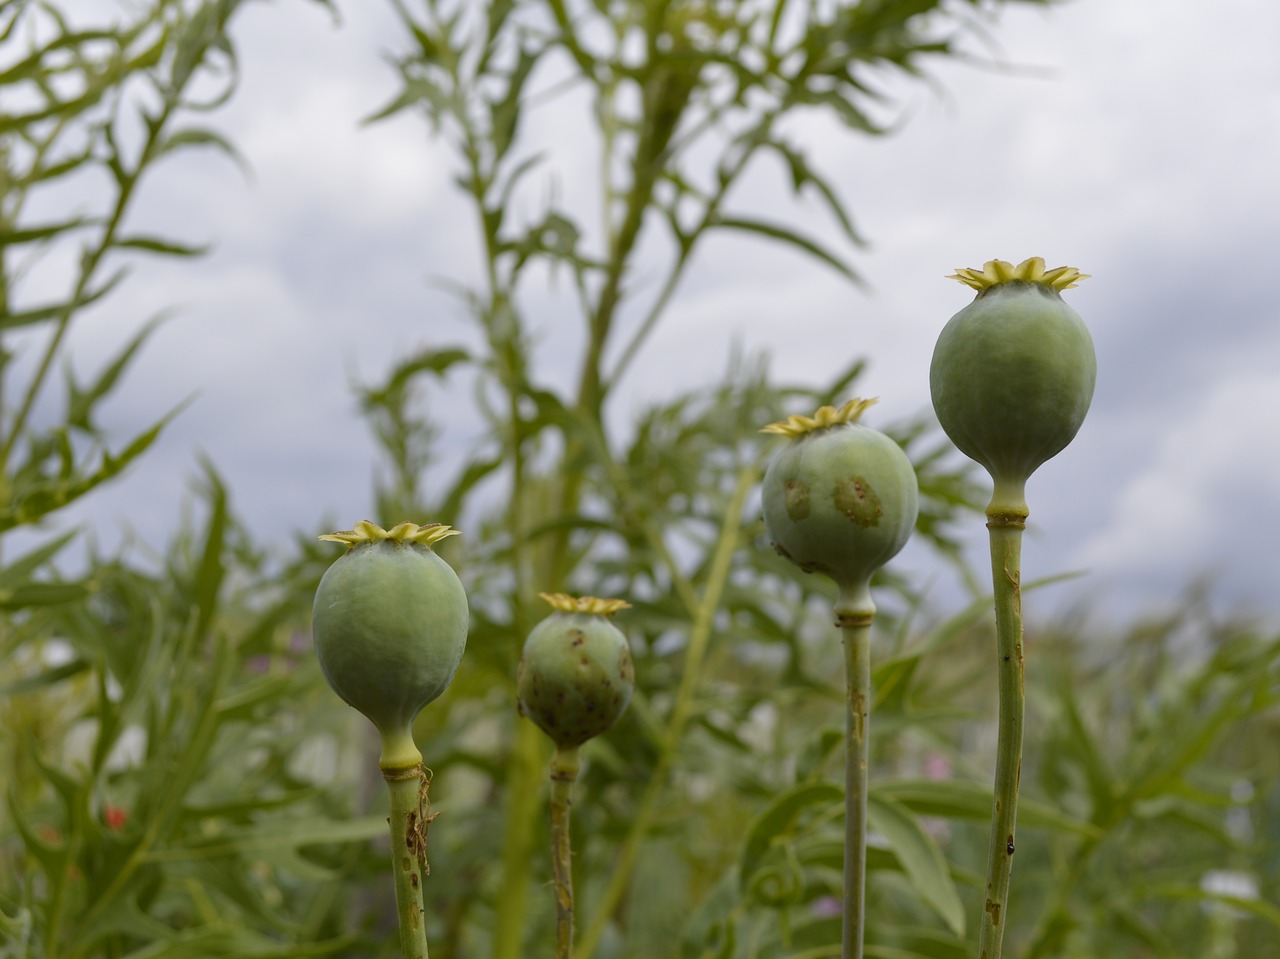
[1147,883,1280,928]
[66,314,168,432]
[739,782,841,893]
[5,790,66,875]
[0,580,92,610]
[710,215,859,282]
[762,139,863,245]
[871,927,970,959]
[0,217,94,246]
[158,126,248,175]
[215,674,293,721]
[112,235,210,257]
[1,269,128,330]
[1052,668,1115,822]
[866,794,965,936]
[0,658,90,696]
[873,779,1100,837]
[0,529,79,586]
[146,815,389,862]
[1108,901,1178,957]
[1129,681,1250,801]
[189,461,228,641]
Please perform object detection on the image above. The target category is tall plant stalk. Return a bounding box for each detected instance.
[759,401,920,959]
[549,745,581,959]
[977,514,1026,958]
[385,763,431,959]
[840,611,873,959]
[574,467,754,959]
[930,258,1096,957]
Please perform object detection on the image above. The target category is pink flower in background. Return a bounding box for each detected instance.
[811,895,842,919]
[924,753,953,781]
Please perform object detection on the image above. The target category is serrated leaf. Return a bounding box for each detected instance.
[0,401,188,532]
[360,346,470,407]
[490,45,539,158]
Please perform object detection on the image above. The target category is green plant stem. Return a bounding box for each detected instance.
[576,468,754,959]
[1023,832,1102,958]
[839,613,872,959]
[549,745,582,959]
[977,513,1026,959]
[384,762,430,959]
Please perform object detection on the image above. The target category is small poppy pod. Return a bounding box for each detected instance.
[517,593,635,749]
[313,521,469,765]
[761,398,919,599]
[930,258,1096,513]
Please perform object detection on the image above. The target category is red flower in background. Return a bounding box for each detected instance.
[103,805,127,831]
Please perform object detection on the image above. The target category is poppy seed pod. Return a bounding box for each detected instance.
[929,257,1096,516]
[517,593,634,748]
[760,398,919,621]
[313,520,469,767]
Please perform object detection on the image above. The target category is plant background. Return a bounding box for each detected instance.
[21,0,1280,625]
[2,1,1278,958]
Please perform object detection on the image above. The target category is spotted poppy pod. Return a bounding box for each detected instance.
[930,257,1096,515]
[313,521,469,767]
[760,399,919,616]
[517,593,635,749]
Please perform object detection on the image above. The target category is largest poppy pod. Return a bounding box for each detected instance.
[313,520,469,767]
[929,257,1096,517]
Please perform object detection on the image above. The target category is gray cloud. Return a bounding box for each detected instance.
[28,0,1280,627]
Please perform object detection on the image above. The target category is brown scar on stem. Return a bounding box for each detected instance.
[412,771,440,876]
[849,686,867,742]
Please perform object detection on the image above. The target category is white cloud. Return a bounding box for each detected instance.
[1072,370,1280,579]
[25,0,1280,624]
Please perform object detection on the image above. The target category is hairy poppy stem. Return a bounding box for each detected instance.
[977,513,1026,959]
[839,608,873,959]
[549,745,582,959]
[384,763,430,959]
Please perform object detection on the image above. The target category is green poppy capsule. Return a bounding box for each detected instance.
[312,521,469,768]
[517,593,635,749]
[760,398,919,621]
[930,257,1096,516]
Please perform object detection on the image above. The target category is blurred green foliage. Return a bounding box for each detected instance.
[2,2,1278,959]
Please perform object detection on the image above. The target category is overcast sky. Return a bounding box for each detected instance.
[18,0,1280,628]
